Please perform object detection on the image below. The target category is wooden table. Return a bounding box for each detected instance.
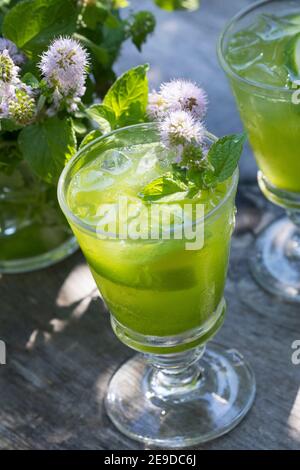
[1,0,300,450]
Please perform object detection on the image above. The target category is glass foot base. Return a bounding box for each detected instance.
[105,343,256,448]
[250,217,300,302]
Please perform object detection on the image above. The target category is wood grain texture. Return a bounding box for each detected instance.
[0,0,300,450]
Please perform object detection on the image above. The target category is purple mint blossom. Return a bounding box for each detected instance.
[39,37,89,112]
[147,91,167,120]
[0,38,25,66]
[0,89,11,118]
[0,50,20,118]
[0,49,20,84]
[160,79,208,120]
[159,110,205,155]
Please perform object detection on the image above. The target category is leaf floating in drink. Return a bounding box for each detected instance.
[285,32,300,78]
[139,173,188,201]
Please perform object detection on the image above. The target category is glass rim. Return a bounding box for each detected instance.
[57,122,239,237]
[217,0,298,95]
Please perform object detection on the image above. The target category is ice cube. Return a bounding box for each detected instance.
[242,63,287,87]
[256,14,300,41]
[73,169,114,192]
[101,149,132,175]
[227,31,262,71]
[136,151,157,175]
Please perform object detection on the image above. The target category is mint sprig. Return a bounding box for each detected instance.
[139,133,246,201]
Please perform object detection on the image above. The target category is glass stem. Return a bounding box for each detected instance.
[286,209,300,260]
[146,346,205,398]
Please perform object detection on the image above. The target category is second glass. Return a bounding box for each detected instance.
[218,0,300,302]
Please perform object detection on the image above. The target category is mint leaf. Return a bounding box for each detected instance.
[82,0,108,30]
[112,0,129,7]
[72,120,87,136]
[112,0,129,10]
[207,133,246,184]
[86,104,116,133]
[0,118,22,132]
[154,0,200,11]
[128,11,156,51]
[3,0,77,57]
[79,129,103,149]
[74,33,109,66]
[103,64,149,127]
[139,173,188,201]
[18,117,77,184]
[22,72,40,89]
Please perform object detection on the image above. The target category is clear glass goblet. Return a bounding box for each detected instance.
[58,123,255,447]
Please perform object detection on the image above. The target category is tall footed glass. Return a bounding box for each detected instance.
[58,123,255,447]
[218,0,300,302]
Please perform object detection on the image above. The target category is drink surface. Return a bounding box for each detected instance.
[67,142,235,350]
[227,13,300,88]
[225,12,300,193]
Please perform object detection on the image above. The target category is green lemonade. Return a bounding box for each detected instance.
[225,12,300,193]
[67,140,237,353]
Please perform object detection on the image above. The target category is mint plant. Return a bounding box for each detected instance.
[0,0,198,184]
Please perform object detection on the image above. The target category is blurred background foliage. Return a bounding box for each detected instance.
[0,0,200,99]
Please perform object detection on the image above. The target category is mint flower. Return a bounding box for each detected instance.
[0,38,25,66]
[160,79,207,119]
[0,49,21,118]
[0,50,19,83]
[159,110,205,152]
[8,88,36,125]
[0,94,10,118]
[39,37,89,112]
[0,82,16,118]
[147,91,168,119]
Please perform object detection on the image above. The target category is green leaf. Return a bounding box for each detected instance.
[99,19,126,68]
[3,0,77,57]
[112,0,129,8]
[22,72,40,89]
[154,0,200,11]
[128,11,156,51]
[82,0,108,30]
[103,64,149,127]
[79,129,103,149]
[86,104,116,133]
[18,117,77,184]
[74,33,109,66]
[207,133,246,183]
[72,120,87,135]
[0,118,22,132]
[139,173,188,201]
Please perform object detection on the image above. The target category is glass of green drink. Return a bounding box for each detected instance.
[219,0,300,302]
[58,123,255,447]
